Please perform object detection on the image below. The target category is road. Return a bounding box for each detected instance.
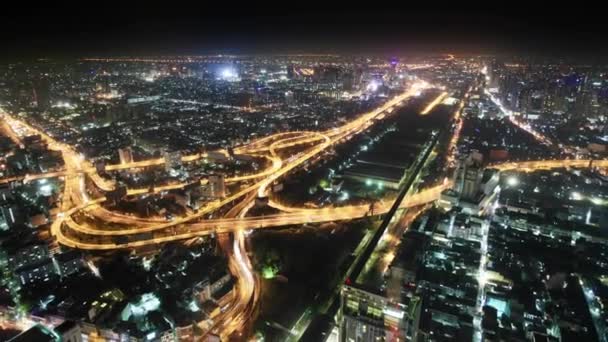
[0,81,433,339]
[46,82,429,249]
[0,118,23,148]
[205,196,260,340]
[7,92,606,252]
[482,87,576,155]
[4,80,606,340]
[420,91,448,115]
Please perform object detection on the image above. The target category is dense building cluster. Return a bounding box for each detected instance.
[485,59,608,154]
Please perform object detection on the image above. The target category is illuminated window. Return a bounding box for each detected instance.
[346,299,359,312]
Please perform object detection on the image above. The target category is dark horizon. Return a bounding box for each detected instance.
[1,9,607,62]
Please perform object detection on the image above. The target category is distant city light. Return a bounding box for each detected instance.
[366,80,380,92]
[383,307,405,320]
[506,176,519,187]
[477,270,489,287]
[570,191,583,201]
[124,293,160,318]
[221,68,234,78]
[52,101,75,109]
[219,67,238,81]
[39,184,53,196]
[188,300,200,312]
[340,191,349,201]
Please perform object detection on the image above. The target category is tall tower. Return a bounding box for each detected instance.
[118,147,134,165]
[462,163,484,201]
[454,152,484,201]
[32,77,51,111]
[208,174,226,198]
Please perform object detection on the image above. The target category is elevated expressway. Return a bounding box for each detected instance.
[53,155,608,251]
[4,82,607,339]
[33,81,429,339]
[5,88,606,252]
[50,84,429,250]
[0,82,429,249]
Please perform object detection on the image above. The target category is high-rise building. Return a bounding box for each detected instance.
[0,205,22,231]
[462,164,484,201]
[339,284,421,341]
[164,151,182,171]
[342,72,356,91]
[0,184,12,202]
[118,147,134,165]
[53,321,82,342]
[17,260,58,285]
[8,324,60,342]
[284,91,295,106]
[453,152,484,201]
[9,244,49,270]
[341,68,363,92]
[32,77,51,111]
[287,64,295,79]
[388,57,398,79]
[207,174,226,198]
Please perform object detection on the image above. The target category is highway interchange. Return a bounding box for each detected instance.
[2,80,430,338]
[2,78,605,338]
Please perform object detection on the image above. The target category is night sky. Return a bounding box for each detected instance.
[1,9,606,61]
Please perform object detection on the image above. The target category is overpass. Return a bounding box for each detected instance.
[48,82,431,250]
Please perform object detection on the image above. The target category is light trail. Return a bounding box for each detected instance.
[6,83,607,340]
[420,91,448,115]
[4,82,432,339]
[101,131,309,172]
[445,87,470,167]
[482,88,574,154]
[52,157,608,250]
[49,84,608,252]
[0,115,24,148]
[50,82,429,250]
[58,184,447,238]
